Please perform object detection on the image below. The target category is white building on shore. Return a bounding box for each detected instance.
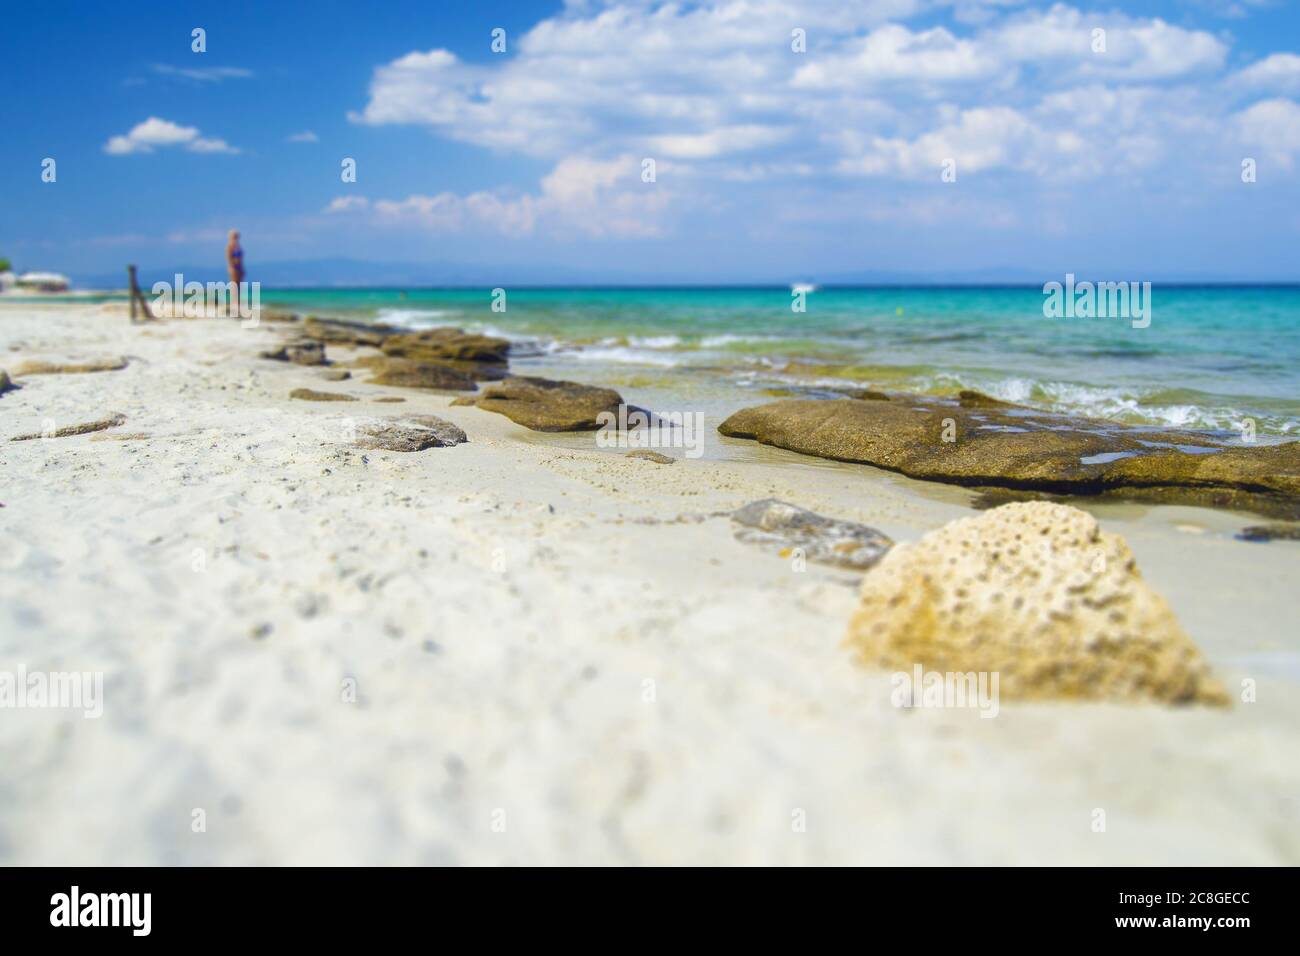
[2,271,71,293]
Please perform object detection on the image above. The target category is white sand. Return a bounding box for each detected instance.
[2,302,1298,865]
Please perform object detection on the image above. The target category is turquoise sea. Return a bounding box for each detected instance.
[34,284,1294,436]
[255,286,1300,438]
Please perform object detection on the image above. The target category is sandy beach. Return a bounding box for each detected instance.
[1,301,1297,865]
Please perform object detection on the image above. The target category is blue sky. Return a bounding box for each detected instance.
[2,0,1298,284]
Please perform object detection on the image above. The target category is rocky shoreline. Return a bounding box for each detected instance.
[209,312,1292,705]
[266,313,1300,522]
[720,391,1300,520]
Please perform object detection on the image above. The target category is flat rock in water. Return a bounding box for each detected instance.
[290,388,357,402]
[11,357,128,376]
[449,396,477,407]
[475,376,624,432]
[719,397,1300,519]
[847,501,1228,705]
[11,413,127,441]
[731,498,893,570]
[366,358,477,392]
[352,415,468,452]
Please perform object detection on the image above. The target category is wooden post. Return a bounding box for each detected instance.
[127,265,155,322]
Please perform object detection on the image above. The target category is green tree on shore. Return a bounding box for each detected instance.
[0,258,11,273]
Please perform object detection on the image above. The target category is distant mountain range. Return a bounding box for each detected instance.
[75,258,599,290]
[71,258,1299,290]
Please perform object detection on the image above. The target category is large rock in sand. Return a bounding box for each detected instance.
[0,370,13,395]
[290,388,357,402]
[11,413,127,441]
[353,415,467,452]
[366,357,477,392]
[846,502,1228,705]
[380,328,509,364]
[260,340,326,366]
[300,316,404,348]
[475,376,624,432]
[10,357,128,376]
[732,498,893,570]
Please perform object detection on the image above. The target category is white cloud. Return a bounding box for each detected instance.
[349,1,1243,185]
[324,196,370,213]
[1235,98,1300,169]
[792,24,999,89]
[798,5,1227,93]
[152,64,254,83]
[104,117,239,155]
[287,130,320,143]
[1229,53,1300,93]
[990,5,1226,79]
[647,125,790,159]
[338,0,1297,243]
[349,1,935,160]
[838,106,1049,177]
[325,155,669,238]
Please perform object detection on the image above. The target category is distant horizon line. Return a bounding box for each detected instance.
[256,281,1300,291]
[22,280,1300,296]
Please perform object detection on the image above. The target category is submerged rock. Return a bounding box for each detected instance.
[719,397,1300,519]
[956,389,1017,409]
[11,357,128,375]
[1236,524,1300,543]
[290,388,357,402]
[847,502,1228,705]
[353,415,468,452]
[475,376,624,432]
[366,358,477,392]
[848,388,891,402]
[260,340,326,366]
[732,498,893,570]
[11,413,127,441]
